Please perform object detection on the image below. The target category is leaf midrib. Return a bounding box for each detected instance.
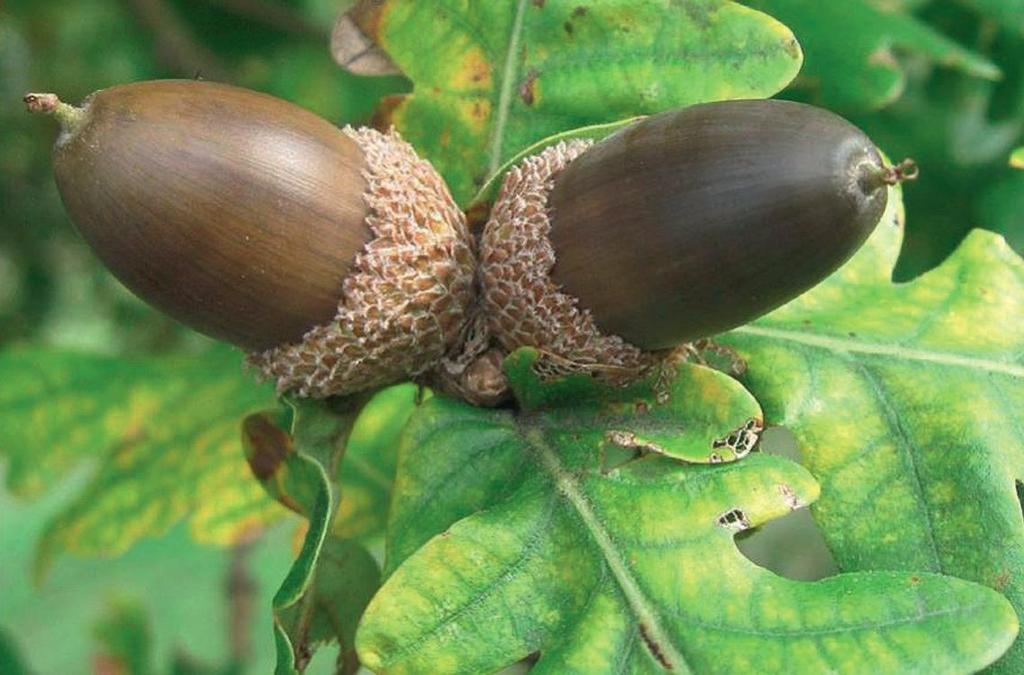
[487,0,530,177]
[733,325,1024,377]
[526,426,692,673]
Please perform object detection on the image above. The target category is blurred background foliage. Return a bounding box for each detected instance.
[0,1,406,672]
[1,0,1022,673]
[0,0,407,353]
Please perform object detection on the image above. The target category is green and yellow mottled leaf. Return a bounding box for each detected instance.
[353,0,802,203]
[356,386,1017,673]
[0,346,281,578]
[720,183,1024,671]
[745,0,999,111]
[1012,147,1024,168]
[384,351,762,574]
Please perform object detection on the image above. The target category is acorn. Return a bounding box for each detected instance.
[479,99,914,383]
[25,80,475,397]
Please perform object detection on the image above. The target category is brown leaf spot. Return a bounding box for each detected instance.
[638,623,673,670]
[242,413,293,481]
[564,21,574,35]
[371,94,407,131]
[572,5,588,18]
[454,47,492,88]
[348,0,388,40]
[519,68,540,106]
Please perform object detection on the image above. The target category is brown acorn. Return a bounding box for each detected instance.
[26,80,476,397]
[479,99,913,383]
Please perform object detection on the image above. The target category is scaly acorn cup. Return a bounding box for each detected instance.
[480,99,915,384]
[25,80,475,397]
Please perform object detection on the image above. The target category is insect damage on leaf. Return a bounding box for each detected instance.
[778,483,807,510]
[717,507,752,532]
[357,391,1017,673]
[604,430,668,456]
[711,418,764,461]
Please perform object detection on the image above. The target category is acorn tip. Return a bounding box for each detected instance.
[881,158,919,186]
[23,92,60,114]
[23,92,87,133]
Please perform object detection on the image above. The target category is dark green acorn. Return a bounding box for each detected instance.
[481,99,913,379]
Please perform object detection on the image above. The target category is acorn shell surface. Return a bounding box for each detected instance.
[547,99,888,349]
[53,79,372,351]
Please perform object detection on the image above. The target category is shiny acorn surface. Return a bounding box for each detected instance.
[41,79,373,351]
[547,99,893,349]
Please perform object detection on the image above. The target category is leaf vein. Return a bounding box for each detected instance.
[733,325,1024,376]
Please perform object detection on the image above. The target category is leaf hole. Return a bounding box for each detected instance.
[711,417,763,458]
[716,508,750,531]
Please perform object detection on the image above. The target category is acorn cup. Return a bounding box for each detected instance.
[479,99,915,386]
[25,80,476,398]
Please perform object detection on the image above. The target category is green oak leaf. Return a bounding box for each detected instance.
[277,535,381,675]
[468,117,639,213]
[350,0,802,203]
[356,381,1017,673]
[242,397,380,674]
[384,350,763,574]
[0,346,281,579]
[1012,147,1024,168]
[744,0,999,111]
[719,183,1024,670]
